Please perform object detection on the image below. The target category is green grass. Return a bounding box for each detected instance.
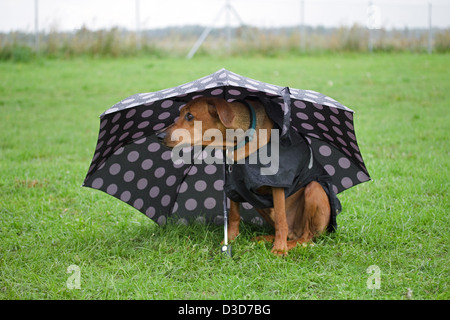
[0,53,448,300]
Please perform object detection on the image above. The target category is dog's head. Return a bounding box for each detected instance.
[157,97,238,149]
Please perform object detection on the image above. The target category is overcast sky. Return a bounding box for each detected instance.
[0,0,449,33]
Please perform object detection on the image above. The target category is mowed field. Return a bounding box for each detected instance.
[0,53,448,300]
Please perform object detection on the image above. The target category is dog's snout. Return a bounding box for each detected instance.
[156,131,167,141]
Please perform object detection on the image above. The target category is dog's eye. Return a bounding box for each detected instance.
[185,112,194,121]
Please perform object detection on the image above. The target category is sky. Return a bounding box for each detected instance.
[0,0,449,33]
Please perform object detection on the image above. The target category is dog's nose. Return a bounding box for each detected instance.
[156,131,167,141]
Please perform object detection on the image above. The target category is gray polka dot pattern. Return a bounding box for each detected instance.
[83,69,371,225]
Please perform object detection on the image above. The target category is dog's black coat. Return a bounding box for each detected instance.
[223,97,341,231]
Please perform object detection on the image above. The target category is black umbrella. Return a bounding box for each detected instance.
[83,69,370,244]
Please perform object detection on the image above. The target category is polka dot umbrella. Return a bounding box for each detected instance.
[83,68,371,228]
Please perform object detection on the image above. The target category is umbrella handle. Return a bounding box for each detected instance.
[221,243,232,257]
[222,162,232,257]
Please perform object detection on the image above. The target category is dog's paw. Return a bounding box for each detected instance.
[271,247,288,256]
[271,241,288,256]
[228,231,240,242]
[252,235,275,243]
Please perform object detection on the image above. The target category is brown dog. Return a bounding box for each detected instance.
[158,97,335,255]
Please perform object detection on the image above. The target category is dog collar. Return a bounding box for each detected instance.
[233,100,257,151]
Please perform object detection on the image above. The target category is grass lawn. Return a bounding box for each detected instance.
[0,53,448,300]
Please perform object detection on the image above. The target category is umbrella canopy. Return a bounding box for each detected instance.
[83,68,371,226]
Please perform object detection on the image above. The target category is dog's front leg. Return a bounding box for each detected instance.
[228,200,240,241]
[271,187,288,256]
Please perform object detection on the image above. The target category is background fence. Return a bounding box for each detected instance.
[1,0,449,60]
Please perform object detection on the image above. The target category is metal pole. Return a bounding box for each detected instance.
[136,0,141,50]
[368,1,373,53]
[300,0,305,52]
[226,0,231,54]
[187,0,247,59]
[228,3,255,47]
[34,0,39,52]
[187,3,226,59]
[221,161,232,257]
[186,7,225,59]
[428,2,432,54]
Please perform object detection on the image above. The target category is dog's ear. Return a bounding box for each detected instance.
[207,99,235,128]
